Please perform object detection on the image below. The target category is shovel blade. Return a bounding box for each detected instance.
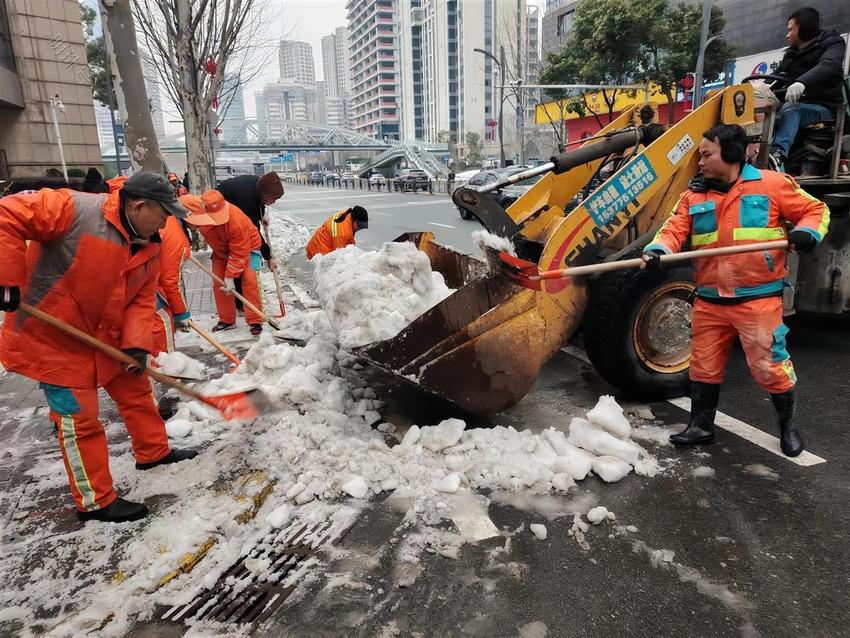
[483,247,543,291]
[202,388,273,421]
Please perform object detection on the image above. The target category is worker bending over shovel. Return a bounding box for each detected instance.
[181,191,266,336]
[643,124,829,457]
[306,206,369,259]
[0,172,198,523]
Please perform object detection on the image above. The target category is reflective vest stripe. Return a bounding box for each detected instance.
[692,231,718,246]
[783,175,831,239]
[732,227,786,241]
[59,414,97,510]
[156,307,174,353]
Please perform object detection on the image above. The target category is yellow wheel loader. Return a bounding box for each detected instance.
[352,81,850,416]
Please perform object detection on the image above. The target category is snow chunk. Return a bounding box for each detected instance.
[586,506,609,524]
[692,466,716,479]
[420,418,466,452]
[154,351,206,378]
[592,455,632,483]
[471,229,516,257]
[529,523,548,540]
[313,242,453,348]
[164,417,193,438]
[342,476,369,499]
[569,418,641,466]
[435,473,462,494]
[266,505,291,528]
[586,395,631,439]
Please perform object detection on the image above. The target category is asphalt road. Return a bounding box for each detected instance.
[270,184,850,637]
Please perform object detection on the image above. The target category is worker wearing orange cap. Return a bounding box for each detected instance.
[182,191,265,335]
[168,173,188,197]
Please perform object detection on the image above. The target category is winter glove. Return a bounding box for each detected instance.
[122,348,148,375]
[174,311,191,332]
[267,257,277,272]
[788,229,817,253]
[0,286,20,312]
[641,249,666,270]
[220,277,236,294]
[785,82,805,103]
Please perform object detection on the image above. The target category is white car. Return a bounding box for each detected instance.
[369,174,387,185]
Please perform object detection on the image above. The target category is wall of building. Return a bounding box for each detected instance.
[0,0,101,178]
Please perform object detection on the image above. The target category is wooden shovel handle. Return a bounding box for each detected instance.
[187,254,281,331]
[535,240,790,280]
[188,319,241,367]
[18,302,206,402]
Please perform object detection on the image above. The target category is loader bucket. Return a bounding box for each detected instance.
[351,233,554,416]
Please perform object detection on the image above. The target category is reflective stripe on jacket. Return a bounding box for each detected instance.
[305,211,355,259]
[647,164,830,300]
[0,189,160,388]
[156,215,191,315]
[196,203,262,278]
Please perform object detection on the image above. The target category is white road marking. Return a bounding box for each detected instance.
[374,211,394,216]
[559,345,827,466]
[429,222,456,229]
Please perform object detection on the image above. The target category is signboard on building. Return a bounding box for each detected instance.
[535,83,668,125]
[730,46,786,85]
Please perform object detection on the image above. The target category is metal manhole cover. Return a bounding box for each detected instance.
[161,519,344,628]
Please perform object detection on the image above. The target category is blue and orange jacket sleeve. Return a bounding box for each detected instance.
[645,194,691,255]
[121,249,160,353]
[777,174,830,243]
[0,189,76,286]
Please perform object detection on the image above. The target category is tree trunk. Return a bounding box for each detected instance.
[663,87,676,125]
[176,0,212,192]
[100,0,163,173]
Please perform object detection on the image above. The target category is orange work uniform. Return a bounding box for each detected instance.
[197,205,265,325]
[152,215,192,355]
[306,211,355,259]
[648,165,830,392]
[0,189,172,512]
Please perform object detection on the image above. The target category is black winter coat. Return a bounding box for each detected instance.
[217,174,271,259]
[775,29,846,108]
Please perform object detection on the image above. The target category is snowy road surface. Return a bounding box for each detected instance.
[0,190,848,636]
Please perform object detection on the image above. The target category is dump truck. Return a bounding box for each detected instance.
[353,79,850,416]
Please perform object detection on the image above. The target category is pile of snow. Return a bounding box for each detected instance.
[153,351,206,378]
[312,242,453,348]
[268,207,312,258]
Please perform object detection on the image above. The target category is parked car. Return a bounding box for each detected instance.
[341,172,357,184]
[307,171,324,185]
[457,167,541,220]
[394,169,431,191]
[369,173,387,186]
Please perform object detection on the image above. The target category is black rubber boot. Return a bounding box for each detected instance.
[136,448,198,470]
[771,390,804,457]
[249,323,263,336]
[77,497,149,523]
[670,382,720,446]
[212,321,235,332]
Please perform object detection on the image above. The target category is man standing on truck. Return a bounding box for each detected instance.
[643,124,830,457]
[769,7,846,168]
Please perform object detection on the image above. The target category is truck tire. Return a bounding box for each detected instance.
[458,207,474,220]
[583,251,695,400]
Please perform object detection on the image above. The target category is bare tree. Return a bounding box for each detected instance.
[131,0,274,191]
[100,0,164,173]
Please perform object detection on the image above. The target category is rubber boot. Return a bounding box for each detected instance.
[771,390,804,457]
[670,382,720,446]
[136,448,198,470]
[77,497,149,523]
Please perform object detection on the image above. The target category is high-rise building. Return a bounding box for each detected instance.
[261,81,319,137]
[254,90,268,138]
[346,0,401,140]
[321,26,352,128]
[220,73,246,144]
[278,40,316,85]
[541,0,577,60]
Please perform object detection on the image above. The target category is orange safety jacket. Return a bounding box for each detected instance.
[647,164,830,300]
[305,211,355,259]
[196,204,262,278]
[156,215,191,318]
[0,189,160,388]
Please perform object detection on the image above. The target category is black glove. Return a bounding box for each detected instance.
[0,286,20,312]
[642,249,665,270]
[788,229,817,253]
[122,348,148,375]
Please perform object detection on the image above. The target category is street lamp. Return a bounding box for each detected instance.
[48,94,69,182]
[692,0,721,109]
[474,46,506,168]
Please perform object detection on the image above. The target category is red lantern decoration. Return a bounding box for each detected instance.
[213,127,222,136]
[211,95,219,110]
[204,56,217,76]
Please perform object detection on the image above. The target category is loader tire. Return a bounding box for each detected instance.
[583,251,695,400]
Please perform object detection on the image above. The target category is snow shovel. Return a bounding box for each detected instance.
[187,254,282,331]
[187,319,242,370]
[18,303,271,421]
[488,240,789,290]
[261,218,287,318]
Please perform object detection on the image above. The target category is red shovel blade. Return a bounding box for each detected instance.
[490,250,544,291]
[200,388,273,421]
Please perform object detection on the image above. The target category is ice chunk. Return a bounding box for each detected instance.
[692,466,716,479]
[164,418,193,438]
[551,472,575,492]
[154,351,206,378]
[591,455,632,483]
[244,557,270,576]
[266,505,291,528]
[586,506,609,525]
[400,425,421,447]
[569,418,641,465]
[342,476,369,499]
[552,447,594,481]
[420,418,466,452]
[436,473,461,493]
[530,523,548,540]
[586,395,631,439]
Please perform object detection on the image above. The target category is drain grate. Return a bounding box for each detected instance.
[161,520,340,628]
